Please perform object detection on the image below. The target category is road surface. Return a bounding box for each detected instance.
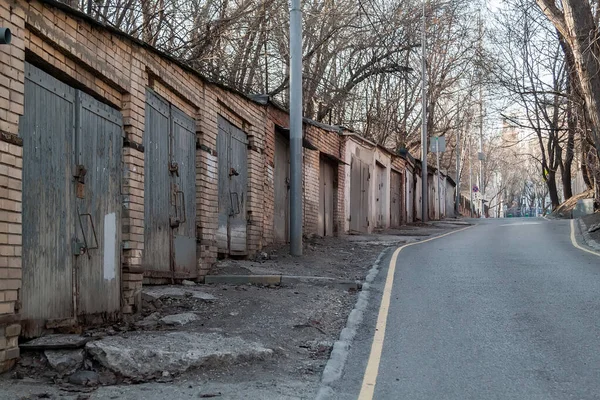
[330,218,600,400]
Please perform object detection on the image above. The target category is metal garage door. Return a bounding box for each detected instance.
[143,89,197,280]
[20,63,122,336]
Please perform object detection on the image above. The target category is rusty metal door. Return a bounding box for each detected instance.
[21,63,77,329]
[350,155,370,233]
[75,90,122,316]
[171,107,197,278]
[375,164,386,228]
[143,90,197,280]
[390,170,402,228]
[318,158,335,236]
[273,132,290,242]
[217,116,248,255]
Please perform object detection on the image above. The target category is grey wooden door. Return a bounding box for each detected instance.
[20,63,123,335]
[21,63,77,329]
[217,116,248,255]
[143,90,171,277]
[350,155,370,233]
[375,164,386,228]
[75,90,122,316]
[273,132,290,242]
[143,90,197,279]
[390,170,402,228]
[318,158,335,237]
[171,107,197,278]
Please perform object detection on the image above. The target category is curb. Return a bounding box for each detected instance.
[204,274,361,290]
[315,248,390,400]
[577,218,600,252]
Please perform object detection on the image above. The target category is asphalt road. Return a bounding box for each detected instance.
[330,218,600,400]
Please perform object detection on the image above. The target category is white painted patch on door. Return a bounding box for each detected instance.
[103,212,117,280]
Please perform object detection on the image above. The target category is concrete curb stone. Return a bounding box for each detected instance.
[578,218,600,252]
[204,274,361,290]
[315,248,390,400]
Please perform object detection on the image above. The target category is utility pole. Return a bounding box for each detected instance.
[477,6,485,219]
[289,0,303,256]
[455,129,460,216]
[436,139,441,219]
[469,133,473,217]
[421,0,428,222]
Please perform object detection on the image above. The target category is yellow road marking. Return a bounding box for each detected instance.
[570,219,600,258]
[358,225,474,400]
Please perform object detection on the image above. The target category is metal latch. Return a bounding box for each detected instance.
[229,168,239,177]
[74,165,87,183]
[72,239,86,256]
[169,162,179,177]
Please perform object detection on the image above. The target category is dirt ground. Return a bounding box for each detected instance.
[0,222,466,400]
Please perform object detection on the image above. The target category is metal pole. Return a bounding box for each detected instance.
[469,134,473,218]
[421,0,428,222]
[436,139,441,220]
[455,129,460,216]
[289,0,303,256]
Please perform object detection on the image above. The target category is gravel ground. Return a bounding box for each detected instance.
[0,223,465,400]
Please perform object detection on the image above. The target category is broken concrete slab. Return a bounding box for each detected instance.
[181,280,196,286]
[68,370,100,386]
[85,332,273,379]
[142,286,217,301]
[20,334,91,351]
[44,349,84,375]
[135,312,161,329]
[159,313,198,326]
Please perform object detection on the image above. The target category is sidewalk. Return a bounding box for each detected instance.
[1,221,468,400]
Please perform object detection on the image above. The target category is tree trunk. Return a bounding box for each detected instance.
[546,171,561,209]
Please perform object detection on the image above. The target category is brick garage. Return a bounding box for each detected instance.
[0,0,271,369]
[261,100,346,241]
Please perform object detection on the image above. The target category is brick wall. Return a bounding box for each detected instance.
[0,0,24,373]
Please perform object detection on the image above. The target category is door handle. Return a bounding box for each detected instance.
[76,210,98,259]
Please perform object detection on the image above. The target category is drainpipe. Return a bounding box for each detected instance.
[0,28,11,45]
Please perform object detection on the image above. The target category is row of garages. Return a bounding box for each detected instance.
[0,0,457,367]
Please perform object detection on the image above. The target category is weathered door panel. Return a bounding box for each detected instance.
[217,116,248,255]
[350,155,362,232]
[350,155,370,233]
[228,124,248,255]
[390,171,402,228]
[216,118,230,253]
[319,158,335,236]
[143,90,171,275]
[406,172,414,223]
[375,164,386,228]
[273,133,290,242]
[361,164,371,232]
[21,63,76,325]
[75,91,122,315]
[171,107,197,278]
